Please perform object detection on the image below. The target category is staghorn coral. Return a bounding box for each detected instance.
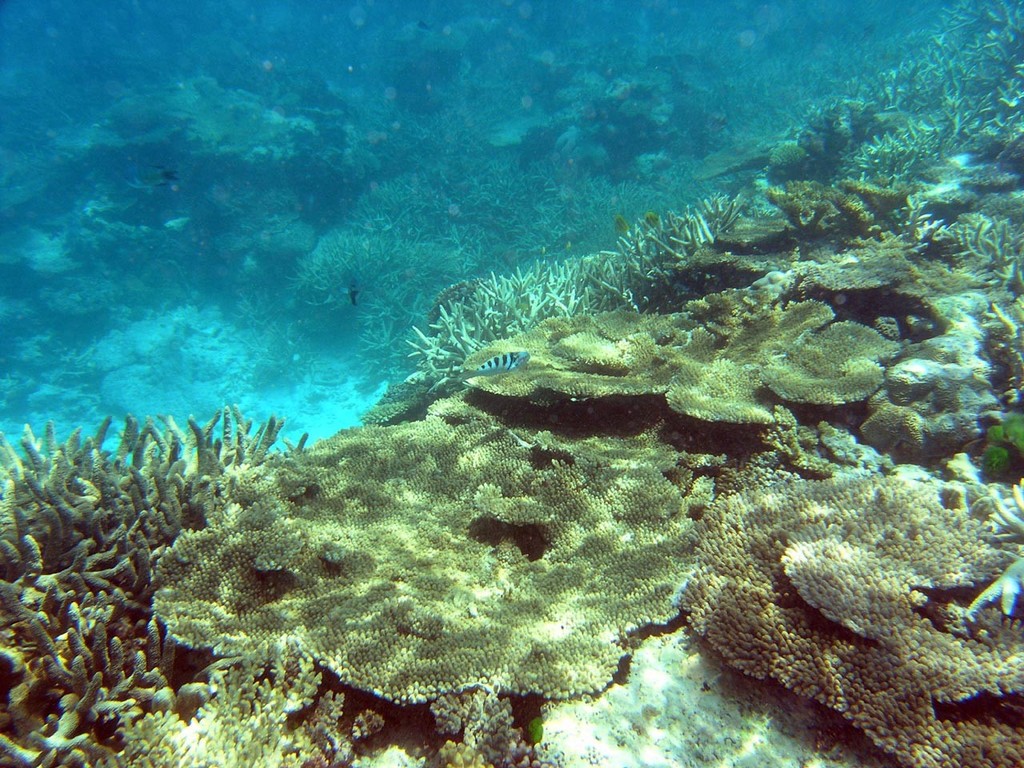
[430,688,551,768]
[682,473,1024,768]
[294,224,474,376]
[843,118,941,181]
[154,402,704,704]
[407,196,745,380]
[0,408,286,766]
[820,1,1024,182]
[407,257,635,379]
[941,213,1024,295]
[984,299,1024,405]
[967,558,1024,619]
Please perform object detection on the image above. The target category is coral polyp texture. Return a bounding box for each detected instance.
[154,400,703,703]
[682,474,1024,768]
[462,301,898,417]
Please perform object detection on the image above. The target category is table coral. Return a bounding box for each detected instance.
[465,302,897,418]
[682,473,1024,768]
[154,406,703,703]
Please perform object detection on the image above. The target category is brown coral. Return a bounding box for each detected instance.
[682,473,1024,768]
[155,405,703,703]
[0,408,285,767]
[466,303,896,417]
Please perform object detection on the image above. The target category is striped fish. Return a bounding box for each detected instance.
[462,351,531,378]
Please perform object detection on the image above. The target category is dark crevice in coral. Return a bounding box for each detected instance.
[321,674,440,757]
[800,285,947,342]
[785,400,870,433]
[528,444,574,470]
[936,692,1024,729]
[467,390,669,437]
[659,414,767,457]
[467,516,549,561]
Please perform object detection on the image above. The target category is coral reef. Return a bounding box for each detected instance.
[942,213,1024,295]
[860,296,998,460]
[463,301,898,418]
[8,6,1024,766]
[538,631,885,768]
[966,479,1024,620]
[406,196,744,381]
[110,641,331,768]
[0,409,285,766]
[765,180,909,243]
[431,688,549,768]
[154,400,704,703]
[682,473,1024,768]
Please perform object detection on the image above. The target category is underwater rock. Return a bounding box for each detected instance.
[861,308,997,460]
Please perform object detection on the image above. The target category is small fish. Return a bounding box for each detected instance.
[348,278,360,306]
[461,351,530,378]
[126,163,179,189]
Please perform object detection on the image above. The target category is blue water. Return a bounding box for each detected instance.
[0,0,947,445]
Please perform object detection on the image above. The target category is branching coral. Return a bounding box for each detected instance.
[406,258,629,378]
[110,641,331,768]
[967,479,1024,620]
[407,195,744,380]
[294,225,473,375]
[431,688,552,768]
[984,299,1024,404]
[848,0,1024,179]
[0,408,286,766]
[766,180,907,242]
[611,195,741,276]
[941,213,1024,294]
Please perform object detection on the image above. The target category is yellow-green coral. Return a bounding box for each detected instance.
[0,409,285,767]
[761,321,899,405]
[110,643,323,768]
[407,196,746,379]
[155,408,702,703]
[666,358,773,424]
[766,180,893,241]
[684,473,1023,768]
[466,302,896,418]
